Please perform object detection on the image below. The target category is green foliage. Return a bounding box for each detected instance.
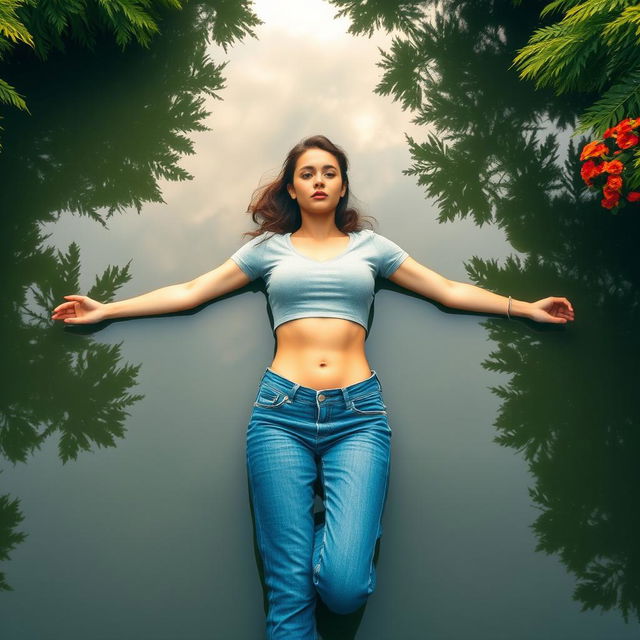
[0,492,27,591]
[0,1,260,150]
[17,0,185,58]
[329,0,426,37]
[0,0,185,145]
[201,0,262,52]
[576,68,640,134]
[513,0,640,119]
[0,77,28,111]
[513,0,640,188]
[375,36,424,111]
[0,0,33,46]
[0,0,33,120]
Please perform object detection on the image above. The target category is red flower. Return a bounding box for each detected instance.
[614,118,638,134]
[580,160,605,186]
[601,195,620,209]
[616,131,639,149]
[602,160,624,174]
[582,118,640,210]
[580,141,608,161]
[606,175,623,191]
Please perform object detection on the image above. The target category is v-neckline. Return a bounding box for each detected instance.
[286,232,354,263]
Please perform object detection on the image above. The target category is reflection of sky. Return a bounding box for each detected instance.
[39,0,512,297]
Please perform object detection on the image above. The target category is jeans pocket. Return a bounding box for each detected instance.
[253,383,290,409]
[349,391,388,416]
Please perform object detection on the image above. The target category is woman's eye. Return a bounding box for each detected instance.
[299,172,336,179]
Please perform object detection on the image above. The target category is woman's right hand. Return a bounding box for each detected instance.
[51,295,108,325]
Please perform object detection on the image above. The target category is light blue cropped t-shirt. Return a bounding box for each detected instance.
[229,229,409,334]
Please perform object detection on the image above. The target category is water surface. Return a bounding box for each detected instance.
[1,1,638,638]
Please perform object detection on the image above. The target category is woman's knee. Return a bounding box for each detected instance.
[315,572,372,614]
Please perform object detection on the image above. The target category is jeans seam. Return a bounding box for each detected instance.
[350,390,383,402]
[253,396,288,409]
[367,453,391,594]
[259,381,284,395]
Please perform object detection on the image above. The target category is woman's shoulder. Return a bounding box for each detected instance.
[239,229,283,247]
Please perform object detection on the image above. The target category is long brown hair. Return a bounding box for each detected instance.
[242,135,375,240]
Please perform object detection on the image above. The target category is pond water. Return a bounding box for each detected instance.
[1,1,638,639]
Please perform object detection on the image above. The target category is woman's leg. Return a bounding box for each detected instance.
[247,418,318,639]
[312,414,391,615]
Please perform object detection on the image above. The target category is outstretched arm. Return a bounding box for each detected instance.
[51,259,251,325]
[388,257,574,324]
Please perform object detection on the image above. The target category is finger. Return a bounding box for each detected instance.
[559,297,574,312]
[64,295,84,301]
[56,308,78,319]
[53,301,75,312]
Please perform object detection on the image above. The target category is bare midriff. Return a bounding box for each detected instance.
[270,317,372,391]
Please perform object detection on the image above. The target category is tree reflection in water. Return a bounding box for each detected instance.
[330,0,640,623]
[0,1,259,592]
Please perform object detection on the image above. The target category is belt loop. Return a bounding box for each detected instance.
[371,369,382,392]
[288,382,300,401]
[340,385,351,408]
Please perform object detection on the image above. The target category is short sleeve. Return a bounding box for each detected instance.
[372,231,409,278]
[229,232,269,281]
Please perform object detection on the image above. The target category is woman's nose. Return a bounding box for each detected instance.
[314,174,325,187]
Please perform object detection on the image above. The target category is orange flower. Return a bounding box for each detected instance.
[617,131,639,149]
[580,160,605,186]
[601,195,620,209]
[602,159,624,174]
[606,175,623,191]
[614,118,638,134]
[603,125,616,138]
[627,192,640,202]
[580,141,608,161]
[603,186,619,200]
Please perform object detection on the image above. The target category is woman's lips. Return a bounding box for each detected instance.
[312,194,327,199]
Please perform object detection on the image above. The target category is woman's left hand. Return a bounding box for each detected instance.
[528,297,575,324]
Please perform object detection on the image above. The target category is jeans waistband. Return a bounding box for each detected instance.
[260,367,382,406]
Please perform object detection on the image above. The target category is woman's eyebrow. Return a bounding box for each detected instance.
[298,164,338,171]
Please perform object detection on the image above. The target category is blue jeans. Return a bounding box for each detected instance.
[246,367,392,639]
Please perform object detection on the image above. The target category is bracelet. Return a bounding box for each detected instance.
[507,295,512,320]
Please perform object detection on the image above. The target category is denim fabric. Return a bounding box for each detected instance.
[246,367,392,639]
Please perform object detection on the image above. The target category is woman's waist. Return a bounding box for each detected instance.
[271,318,370,389]
[260,365,382,404]
[269,351,371,390]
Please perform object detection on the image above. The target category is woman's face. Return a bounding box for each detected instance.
[287,148,347,216]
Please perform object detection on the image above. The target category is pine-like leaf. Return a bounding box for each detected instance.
[0,0,34,46]
[602,6,640,44]
[562,0,628,27]
[540,0,583,18]
[0,77,29,111]
[576,68,640,135]
[513,0,637,94]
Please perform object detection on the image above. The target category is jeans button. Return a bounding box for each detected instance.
[318,394,326,402]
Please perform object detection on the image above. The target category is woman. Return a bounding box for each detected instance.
[51,135,575,639]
